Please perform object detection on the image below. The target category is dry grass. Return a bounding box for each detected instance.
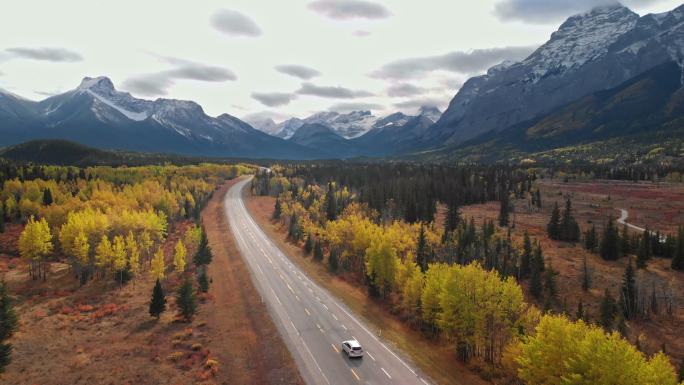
[247,194,488,385]
[460,178,684,363]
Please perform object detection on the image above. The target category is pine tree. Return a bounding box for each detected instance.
[193,229,212,266]
[576,298,585,321]
[581,255,591,291]
[328,248,339,273]
[416,225,428,272]
[313,239,324,262]
[543,260,558,306]
[444,199,460,237]
[599,289,618,330]
[325,182,337,221]
[498,192,510,227]
[176,278,197,322]
[149,279,166,319]
[636,230,651,269]
[585,224,597,252]
[42,188,53,206]
[672,226,684,270]
[547,202,561,240]
[198,270,209,293]
[600,216,620,261]
[530,249,544,300]
[621,258,637,320]
[560,198,580,242]
[0,281,18,373]
[520,230,532,278]
[304,234,313,255]
[620,224,631,256]
[273,198,282,220]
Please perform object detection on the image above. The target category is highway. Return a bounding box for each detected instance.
[224,177,433,385]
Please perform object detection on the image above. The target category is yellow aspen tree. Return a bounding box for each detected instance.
[126,231,140,279]
[173,240,187,273]
[18,216,53,281]
[139,231,153,265]
[95,235,113,277]
[151,247,166,281]
[112,235,127,272]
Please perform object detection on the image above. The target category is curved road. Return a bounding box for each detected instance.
[224,177,433,385]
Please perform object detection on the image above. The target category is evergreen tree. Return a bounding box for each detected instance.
[328,248,339,273]
[584,224,597,252]
[620,224,631,256]
[520,230,532,278]
[599,289,618,330]
[0,205,4,234]
[672,226,684,270]
[313,240,323,262]
[176,278,197,322]
[581,255,591,291]
[416,225,429,272]
[576,298,585,321]
[193,229,212,267]
[304,234,313,255]
[560,198,580,242]
[636,229,651,268]
[0,281,17,373]
[600,216,620,261]
[198,270,209,293]
[498,192,510,227]
[547,202,561,240]
[621,258,637,320]
[149,279,166,319]
[325,182,337,221]
[42,188,53,206]
[529,250,544,300]
[444,199,460,237]
[534,188,542,209]
[273,198,282,220]
[543,260,558,306]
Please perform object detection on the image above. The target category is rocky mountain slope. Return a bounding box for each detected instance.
[0,77,319,159]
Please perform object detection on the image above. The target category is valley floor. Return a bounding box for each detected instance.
[0,178,302,385]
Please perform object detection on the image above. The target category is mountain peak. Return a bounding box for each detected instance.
[77,76,115,92]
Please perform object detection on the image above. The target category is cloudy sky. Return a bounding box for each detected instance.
[0,0,681,122]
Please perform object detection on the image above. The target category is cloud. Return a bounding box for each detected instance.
[4,47,83,62]
[353,30,372,37]
[308,0,391,20]
[275,64,321,80]
[386,83,429,97]
[493,0,661,24]
[252,92,297,107]
[210,9,262,37]
[34,89,64,97]
[296,82,374,99]
[371,46,536,80]
[328,102,385,113]
[122,57,236,96]
[394,97,447,111]
[243,110,292,124]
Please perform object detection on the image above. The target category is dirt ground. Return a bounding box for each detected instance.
[460,178,684,363]
[0,177,303,385]
[247,193,488,385]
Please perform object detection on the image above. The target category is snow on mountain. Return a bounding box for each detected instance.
[430,3,684,146]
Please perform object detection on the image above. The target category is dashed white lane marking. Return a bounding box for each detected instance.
[256,265,264,275]
[342,324,347,330]
[366,351,375,361]
[332,343,339,353]
[290,320,297,331]
[350,369,360,381]
[332,314,338,321]
[270,288,282,305]
[295,295,301,302]
[305,308,311,316]
[322,304,329,311]
[381,368,391,379]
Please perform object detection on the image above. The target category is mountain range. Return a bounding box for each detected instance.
[2,3,684,162]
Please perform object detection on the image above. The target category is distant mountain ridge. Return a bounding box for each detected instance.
[0,77,321,159]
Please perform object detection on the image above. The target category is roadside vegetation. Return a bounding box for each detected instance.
[253,163,684,384]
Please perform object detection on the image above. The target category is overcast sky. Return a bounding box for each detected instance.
[0,0,681,122]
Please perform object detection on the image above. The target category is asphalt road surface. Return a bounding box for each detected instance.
[224,177,433,385]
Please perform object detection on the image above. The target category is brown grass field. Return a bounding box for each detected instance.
[247,193,488,385]
[459,178,684,364]
[0,177,303,385]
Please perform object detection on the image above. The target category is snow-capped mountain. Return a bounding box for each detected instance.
[255,110,382,139]
[428,3,684,146]
[0,76,321,159]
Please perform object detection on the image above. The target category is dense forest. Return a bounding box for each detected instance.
[253,162,684,384]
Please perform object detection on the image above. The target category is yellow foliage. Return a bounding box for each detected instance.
[18,216,53,262]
